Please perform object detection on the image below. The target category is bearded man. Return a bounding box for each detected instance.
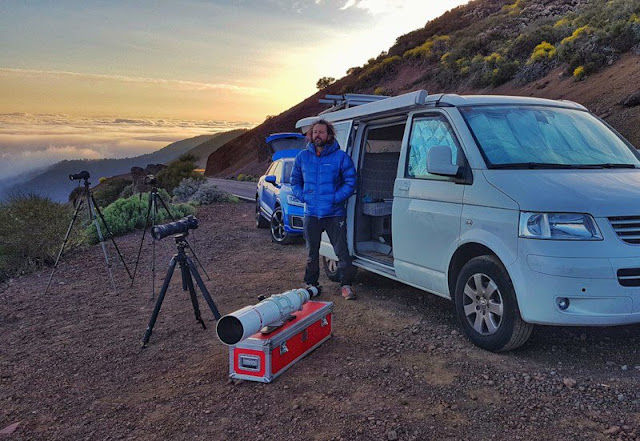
[290,119,358,299]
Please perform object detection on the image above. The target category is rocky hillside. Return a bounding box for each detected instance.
[206,0,640,178]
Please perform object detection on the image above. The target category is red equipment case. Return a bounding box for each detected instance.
[228,301,333,383]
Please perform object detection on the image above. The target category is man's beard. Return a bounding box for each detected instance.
[314,137,328,147]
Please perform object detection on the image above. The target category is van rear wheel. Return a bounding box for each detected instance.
[454,255,533,352]
[322,257,341,282]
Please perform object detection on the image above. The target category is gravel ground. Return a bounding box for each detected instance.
[1,202,639,440]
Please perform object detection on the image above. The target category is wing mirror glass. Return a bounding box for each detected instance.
[265,175,277,184]
[427,146,463,178]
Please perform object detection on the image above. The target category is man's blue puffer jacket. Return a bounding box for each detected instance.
[290,139,357,218]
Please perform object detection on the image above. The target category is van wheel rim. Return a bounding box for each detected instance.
[271,210,286,241]
[463,273,504,335]
[327,259,338,273]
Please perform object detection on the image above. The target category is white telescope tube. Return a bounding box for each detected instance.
[216,287,317,345]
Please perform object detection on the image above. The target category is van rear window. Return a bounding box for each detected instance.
[460,106,640,168]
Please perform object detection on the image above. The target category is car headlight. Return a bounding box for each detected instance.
[518,212,602,240]
[287,194,304,207]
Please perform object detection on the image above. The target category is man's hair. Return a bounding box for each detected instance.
[307,119,335,142]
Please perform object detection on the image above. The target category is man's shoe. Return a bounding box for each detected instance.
[341,285,356,300]
[305,284,321,298]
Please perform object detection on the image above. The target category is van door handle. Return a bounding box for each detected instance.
[398,182,409,192]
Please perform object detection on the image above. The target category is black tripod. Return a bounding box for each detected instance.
[130,186,210,298]
[142,232,221,347]
[45,176,132,295]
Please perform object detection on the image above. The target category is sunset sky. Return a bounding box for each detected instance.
[0,0,470,122]
[0,0,471,181]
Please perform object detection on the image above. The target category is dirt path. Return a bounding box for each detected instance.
[1,202,639,440]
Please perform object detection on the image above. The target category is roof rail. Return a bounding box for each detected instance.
[297,90,429,130]
[318,93,389,114]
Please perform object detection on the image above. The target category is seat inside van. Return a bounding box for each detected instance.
[354,122,405,266]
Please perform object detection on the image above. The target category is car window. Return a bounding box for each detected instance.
[265,163,277,176]
[282,161,294,184]
[407,115,462,180]
[273,162,283,184]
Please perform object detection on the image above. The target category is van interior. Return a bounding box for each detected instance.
[354,121,406,266]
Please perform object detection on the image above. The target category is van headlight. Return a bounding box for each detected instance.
[286,194,304,207]
[519,212,602,240]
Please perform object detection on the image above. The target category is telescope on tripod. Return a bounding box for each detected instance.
[45,171,132,294]
[130,174,209,299]
[141,215,221,347]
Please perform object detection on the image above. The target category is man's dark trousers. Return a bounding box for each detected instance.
[303,215,356,287]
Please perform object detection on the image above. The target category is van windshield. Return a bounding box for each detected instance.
[460,105,640,168]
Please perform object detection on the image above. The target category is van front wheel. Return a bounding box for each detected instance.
[454,256,533,352]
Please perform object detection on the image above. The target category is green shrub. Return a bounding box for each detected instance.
[85,191,195,244]
[190,182,238,205]
[357,56,402,82]
[0,193,84,281]
[528,41,557,63]
[373,87,387,95]
[92,177,132,208]
[172,177,203,203]
[157,153,204,193]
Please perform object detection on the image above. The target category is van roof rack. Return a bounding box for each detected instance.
[318,94,389,114]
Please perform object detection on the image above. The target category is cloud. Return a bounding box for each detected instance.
[0,113,254,180]
[0,68,266,94]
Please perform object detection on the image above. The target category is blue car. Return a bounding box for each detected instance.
[256,133,307,244]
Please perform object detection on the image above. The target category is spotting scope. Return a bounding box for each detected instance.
[216,286,319,345]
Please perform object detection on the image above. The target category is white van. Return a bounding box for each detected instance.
[296,90,640,352]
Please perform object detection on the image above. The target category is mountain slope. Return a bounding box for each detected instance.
[9,130,244,202]
[205,0,640,178]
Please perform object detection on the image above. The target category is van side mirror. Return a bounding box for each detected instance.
[427,146,463,178]
[265,175,277,184]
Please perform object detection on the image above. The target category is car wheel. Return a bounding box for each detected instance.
[270,207,294,245]
[256,199,268,229]
[322,256,341,282]
[454,255,533,352]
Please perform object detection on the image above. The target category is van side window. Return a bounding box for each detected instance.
[407,115,462,180]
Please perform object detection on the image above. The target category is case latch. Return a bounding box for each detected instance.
[279,342,289,355]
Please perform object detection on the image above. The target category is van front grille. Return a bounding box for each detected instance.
[617,268,640,287]
[608,216,640,244]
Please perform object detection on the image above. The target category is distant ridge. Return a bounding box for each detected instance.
[6,129,246,202]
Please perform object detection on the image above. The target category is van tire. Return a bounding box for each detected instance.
[454,255,533,352]
[323,257,341,282]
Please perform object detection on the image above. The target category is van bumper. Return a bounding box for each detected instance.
[508,250,640,326]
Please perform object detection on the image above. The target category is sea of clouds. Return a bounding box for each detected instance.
[0,113,253,182]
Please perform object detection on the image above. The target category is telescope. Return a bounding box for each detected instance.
[143,174,157,185]
[69,170,90,181]
[151,215,198,240]
[216,286,319,345]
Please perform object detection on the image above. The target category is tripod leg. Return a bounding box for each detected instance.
[156,193,176,221]
[142,256,178,347]
[45,198,85,295]
[182,261,206,329]
[91,193,133,280]
[89,197,117,292]
[151,194,157,299]
[130,193,154,287]
[184,241,211,281]
[186,256,221,320]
